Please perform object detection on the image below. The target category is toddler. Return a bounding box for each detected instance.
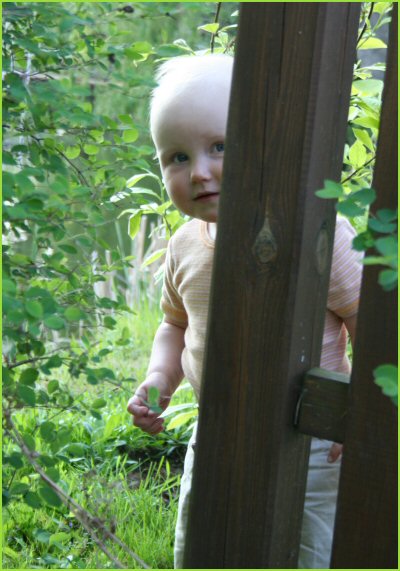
[127,54,361,569]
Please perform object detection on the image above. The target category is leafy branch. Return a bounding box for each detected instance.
[3,407,150,570]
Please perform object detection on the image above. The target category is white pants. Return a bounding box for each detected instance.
[174,428,340,569]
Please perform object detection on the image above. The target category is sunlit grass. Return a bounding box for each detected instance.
[2,299,195,569]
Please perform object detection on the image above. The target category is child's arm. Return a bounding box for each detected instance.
[343,314,357,345]
[127,320,185,434]
[327,313,358,463]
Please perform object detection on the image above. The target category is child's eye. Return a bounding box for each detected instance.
[213,142,225,153]
[173,152,189,164]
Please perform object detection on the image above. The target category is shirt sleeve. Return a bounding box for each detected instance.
[327,216,363,318]
[160,238,188,328]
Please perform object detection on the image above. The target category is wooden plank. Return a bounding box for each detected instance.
[183,4,361,568]
[331,6,398,569]
[295,368,349,443]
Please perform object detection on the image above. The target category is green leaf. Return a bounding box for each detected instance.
[375,236,397,258]
[104,316,117,328]
[336,199,364,217]
[122,128,139,143]
[351,116,380,130]
[49,532,70,547]
[373,364,398,405]
[141,248,167,268]
[58,244,78,254]
[8,452,24,469]
[126,187,161,200]
[17,383,36,406]
[155,44,188,57]
[44,316,65,330]
[45,467,60,482]
[3,279,17,295]
[90,129,104,143]
[20,368,39,385]
[118,114,135,125]
[353,128,374,152]
[368,218,396,233]
[348,140,367,169]
[38,454,57,468]
[10,482,30,495]
[166,409,198,430]
[128,211,143,240]
[358,37,387,50]
[352,79,384,95]
[124,48,147,61]
[64,307,84,321]
[83,144,99,155]
[65,146,80,159]
[22,433,36,451]
[45,355,63,369]
[126,171,162,190]
[350,187,376,207]
[92,398,107,409]
[25,300,44,319]
[47,380,60,394]
[40,421,57,442]
[24,491,42,509]
[362,255,393,266]
[130,41,152,54]
[142,386,162,414]
[378,269,397,291]
[33,529,51,543]
[315,180,344,199]
[6,309,25,326]
[63,443,89,456]
[198,23,220,34]
[38,485,62,508]
[376,209,398,223]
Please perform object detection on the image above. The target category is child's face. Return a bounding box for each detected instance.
[152,81,230,223]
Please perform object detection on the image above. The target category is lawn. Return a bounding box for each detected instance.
[2,301,196,569]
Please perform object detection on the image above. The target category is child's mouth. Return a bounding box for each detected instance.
[194,192,219,202]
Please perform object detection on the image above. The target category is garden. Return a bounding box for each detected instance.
[2,2,396,569]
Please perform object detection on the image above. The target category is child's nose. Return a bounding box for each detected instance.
[190,158,212,183]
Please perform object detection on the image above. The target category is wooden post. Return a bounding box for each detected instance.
[183,3,360,568]
[331,6,398,568]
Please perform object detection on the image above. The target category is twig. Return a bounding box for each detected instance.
[357,3,375,46]
[341,154,376,184]
[3,409,150,569]
[9,354,59,370]
[210,2,222,53]
[29,133,89,187]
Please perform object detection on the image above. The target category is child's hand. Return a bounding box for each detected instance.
[327,442,343,463]
[127,375,172,435]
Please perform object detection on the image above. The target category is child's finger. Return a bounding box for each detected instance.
[147,417,165,435]
[137,416,164,435]
[126,397,148,417]
[327,442,343,463]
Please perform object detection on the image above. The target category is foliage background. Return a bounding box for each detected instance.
[2,2,395,569]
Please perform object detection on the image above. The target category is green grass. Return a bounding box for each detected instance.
[3,459,178,569]
[2,299,196,569]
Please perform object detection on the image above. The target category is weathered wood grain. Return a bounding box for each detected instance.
[183,4,360,568]
[296,368,349,443]
[331,6,398,568]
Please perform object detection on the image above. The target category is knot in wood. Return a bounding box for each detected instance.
[252,216,277,265]
[315,226,329,275]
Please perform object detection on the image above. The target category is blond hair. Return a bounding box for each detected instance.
[149,53,233,139]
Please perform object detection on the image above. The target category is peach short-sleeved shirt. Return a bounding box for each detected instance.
[161,217,361,399]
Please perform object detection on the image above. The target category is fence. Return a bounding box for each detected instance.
[182,3,397,568]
